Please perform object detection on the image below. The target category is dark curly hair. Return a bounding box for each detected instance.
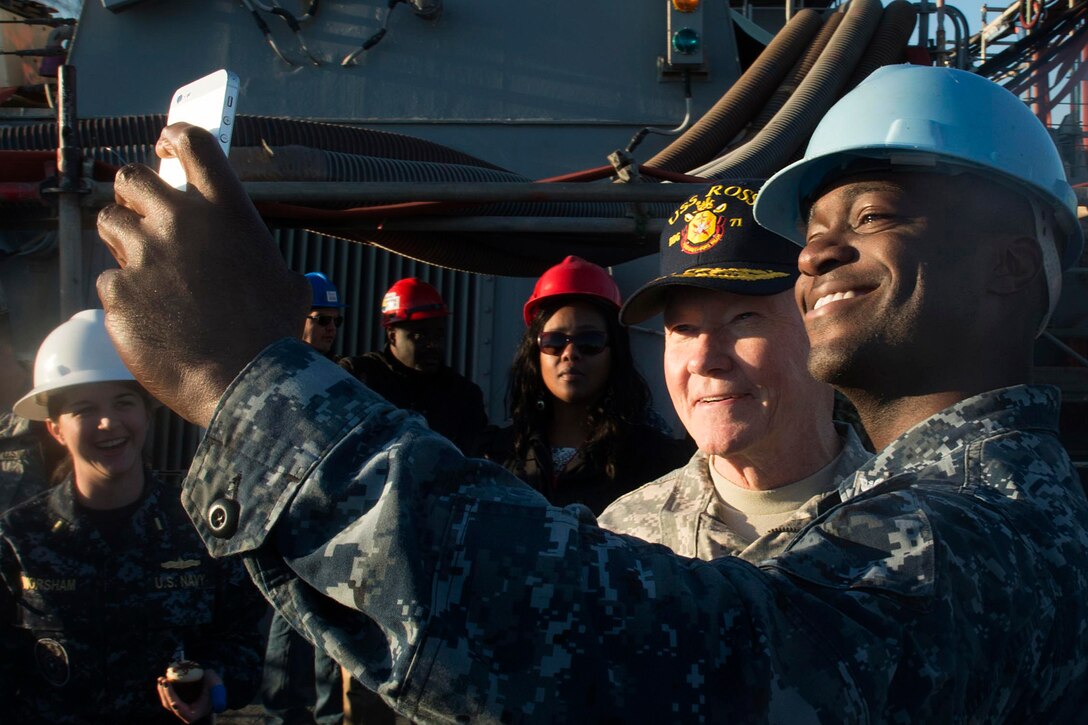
[507,297,652,482]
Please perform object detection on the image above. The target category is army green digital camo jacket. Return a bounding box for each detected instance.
[597,423,872,563]
[181,339,1088,723]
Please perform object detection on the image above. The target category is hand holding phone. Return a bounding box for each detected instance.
[158,69,240,191]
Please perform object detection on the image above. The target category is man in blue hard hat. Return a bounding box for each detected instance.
[98,65,1088,720]
[301,272,346,360]
[260,270,347,725]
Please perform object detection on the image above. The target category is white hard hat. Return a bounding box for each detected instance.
[13,309,136,421]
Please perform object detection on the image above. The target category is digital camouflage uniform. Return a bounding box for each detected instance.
[0,411,49,514]
[597,423,871,563]
[0,472,266,724]
[182,341,1088,722]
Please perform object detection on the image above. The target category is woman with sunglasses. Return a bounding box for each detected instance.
[0,310,264,724]
[484,256,693,515]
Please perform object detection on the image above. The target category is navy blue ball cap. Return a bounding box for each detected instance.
[620,181,801,325]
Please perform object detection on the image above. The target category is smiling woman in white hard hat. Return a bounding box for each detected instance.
[0,309,265,725]
[14,308,153,495]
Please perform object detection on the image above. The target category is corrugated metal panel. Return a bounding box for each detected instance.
[146,405,202,485]
[148,230,491,479]
[278,229,490,372]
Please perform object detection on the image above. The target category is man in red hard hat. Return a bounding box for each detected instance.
[339,277,488,724]
[339,278,487,455]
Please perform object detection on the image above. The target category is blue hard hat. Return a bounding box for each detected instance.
[305,272,346,309]
[755,64,1083,269]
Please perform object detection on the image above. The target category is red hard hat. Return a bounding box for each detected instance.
[523,256,622,325]
[381,278,449,327]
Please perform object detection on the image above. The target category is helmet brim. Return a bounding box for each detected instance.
[13,369,137,421]
[756,149,1085,268]
[523,293,620,327]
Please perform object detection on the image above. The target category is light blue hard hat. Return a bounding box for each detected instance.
[754,64,1083,269]
[305,272,346,309]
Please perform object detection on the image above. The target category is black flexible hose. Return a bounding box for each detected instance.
[0,114,508,171]
[735,10,844,147]
[844,0,919,90]
[315,150,671,218]
[696,0,884,179]
[10,134,673,276]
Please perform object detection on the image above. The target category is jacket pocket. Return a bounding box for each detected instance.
[765,488,936,604]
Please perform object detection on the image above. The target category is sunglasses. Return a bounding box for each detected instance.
[537,330,609,356]
[307,314,344,328]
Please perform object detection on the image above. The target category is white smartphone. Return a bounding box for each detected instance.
[158,69,240,191]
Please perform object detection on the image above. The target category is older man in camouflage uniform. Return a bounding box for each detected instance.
[597,181,870,562]
[96,65,1088,722]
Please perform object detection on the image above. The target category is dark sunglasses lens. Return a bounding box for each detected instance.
[538,331,607,356]
[311,315,343,328]
[538,332,565,355]
[575,332,607,355]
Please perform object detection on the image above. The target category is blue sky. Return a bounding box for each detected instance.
[946,0,990,34]
[914,0,989,56]
[42,0,80,17]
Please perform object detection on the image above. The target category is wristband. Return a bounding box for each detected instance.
[210,683,228,714]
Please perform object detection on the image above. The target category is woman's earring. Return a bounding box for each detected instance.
[535,399,546,411]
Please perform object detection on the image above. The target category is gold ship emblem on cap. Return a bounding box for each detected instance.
[677,267,791,281]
